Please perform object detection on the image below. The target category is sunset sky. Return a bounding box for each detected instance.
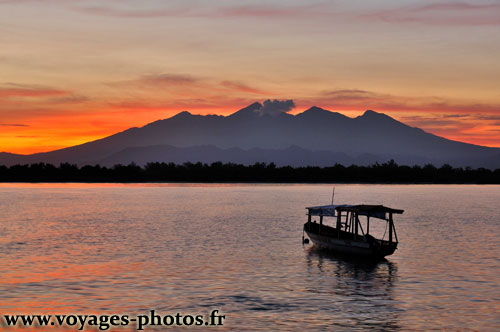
[1,0,500,154]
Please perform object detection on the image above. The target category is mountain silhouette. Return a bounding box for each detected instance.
[1,102,499,168]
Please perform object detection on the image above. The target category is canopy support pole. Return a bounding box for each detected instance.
[393,218,398,243]
[357,216,367,241]
[354,212,359,238]
[336,211,341,239]
[389,213,393,244]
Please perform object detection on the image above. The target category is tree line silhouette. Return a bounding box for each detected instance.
[0,160,499,183]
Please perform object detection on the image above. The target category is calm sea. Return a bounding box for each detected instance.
[0,184,498,331]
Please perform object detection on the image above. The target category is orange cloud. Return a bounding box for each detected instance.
[107,73,274,107]
[3,78,500,155]
[302,89,500,115]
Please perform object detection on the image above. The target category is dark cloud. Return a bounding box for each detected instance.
[217,3,326,18]
[110,74,272,101]
[73,2,329,19]
[315,89,500,114]
[0,83,69,98]
[255,99,295,116]
[108,73,201,91]
[221,81,268,95]
[443,113,470,118]
[361,2,500,26]
[0,0,42,3]
[74,5,189,18]
[47,95,89,104]
[322,89,385,102]
[475,115,500,121]
[139,73,199,86]
[0,123,29,127]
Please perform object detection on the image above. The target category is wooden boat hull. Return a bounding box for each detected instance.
[304,226,397,259]
[304,204,402,259]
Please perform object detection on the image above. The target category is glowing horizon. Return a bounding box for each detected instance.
[1,0,500,154]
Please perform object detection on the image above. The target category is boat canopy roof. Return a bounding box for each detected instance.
[306,204,404,220]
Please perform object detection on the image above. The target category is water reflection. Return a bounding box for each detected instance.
[1,185,498,331]
[305,247,401,331]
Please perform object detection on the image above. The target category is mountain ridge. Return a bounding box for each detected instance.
[1,102,499,168]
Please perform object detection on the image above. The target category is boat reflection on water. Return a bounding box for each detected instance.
[304,247,401,331]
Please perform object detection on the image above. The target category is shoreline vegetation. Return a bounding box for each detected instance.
[1,161,499,184]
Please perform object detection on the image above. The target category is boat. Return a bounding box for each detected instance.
[303,204,404,259]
